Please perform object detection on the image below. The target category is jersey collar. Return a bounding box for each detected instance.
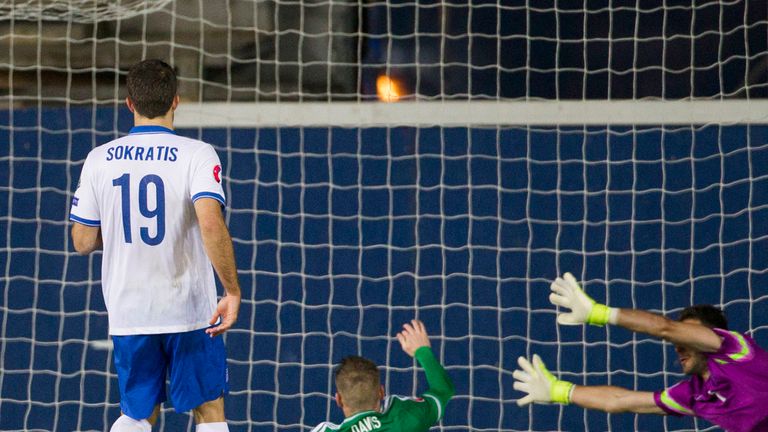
[341,410,379,425]
[129,125,176,135]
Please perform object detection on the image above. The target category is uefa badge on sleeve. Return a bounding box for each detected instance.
[213,165,221,183]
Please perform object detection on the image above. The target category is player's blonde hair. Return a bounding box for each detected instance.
[335,356,381,412]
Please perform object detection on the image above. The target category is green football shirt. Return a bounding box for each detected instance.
[311,347,454,432]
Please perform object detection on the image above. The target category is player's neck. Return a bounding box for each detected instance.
[133,112,174,130]
[343,405,380,418]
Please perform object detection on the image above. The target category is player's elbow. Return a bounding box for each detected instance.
[657,317,679,342]
[72,239,94,255]
[603,391,650,414]
[437,388,455,405]
[446,377,456,399]
[71,232,94,255]
[603,399,630,414]
[433,376,456,403]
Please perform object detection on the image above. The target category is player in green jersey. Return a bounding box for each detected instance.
[310,319,454,432]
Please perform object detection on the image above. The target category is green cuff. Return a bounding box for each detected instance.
[414,346,434,361]
[587,303,610,326]
[551,380,574,404]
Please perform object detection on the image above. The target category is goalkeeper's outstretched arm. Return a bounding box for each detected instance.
[513,355,664,414]
[550,272,722,353]
[570,385,663,414]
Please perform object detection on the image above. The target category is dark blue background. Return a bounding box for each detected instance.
[360,0,768,100]
[1,107,767,431]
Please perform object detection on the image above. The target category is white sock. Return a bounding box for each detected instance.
[196,422,229,432]
[110,415,152,432]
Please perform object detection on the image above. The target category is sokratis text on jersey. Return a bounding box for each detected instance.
[106,145,179,162]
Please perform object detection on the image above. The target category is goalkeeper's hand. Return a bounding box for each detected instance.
[513,354,574,406]
[549,272,612,326]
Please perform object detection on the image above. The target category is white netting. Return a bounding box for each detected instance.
[0,1,767,432]
[0,0,172,22]
[0,1,765,104]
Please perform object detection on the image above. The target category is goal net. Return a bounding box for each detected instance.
[1,1,767,432]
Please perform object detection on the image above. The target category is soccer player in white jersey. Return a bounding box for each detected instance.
[69,59,241,432]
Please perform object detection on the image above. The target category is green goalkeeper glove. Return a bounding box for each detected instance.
[513,354,574,406]
[549,272,616,326]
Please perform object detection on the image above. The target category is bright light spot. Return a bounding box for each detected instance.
[377,75,402,102]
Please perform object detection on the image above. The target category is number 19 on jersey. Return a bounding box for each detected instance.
[112,173,166,245]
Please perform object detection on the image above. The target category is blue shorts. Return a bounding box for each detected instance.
[112,328,228,420]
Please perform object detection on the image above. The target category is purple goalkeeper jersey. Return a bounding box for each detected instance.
[654,328,768,432]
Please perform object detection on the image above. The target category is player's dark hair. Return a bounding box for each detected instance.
[678,304,728,330]
[335,356,380,412]
[126,59,177,119]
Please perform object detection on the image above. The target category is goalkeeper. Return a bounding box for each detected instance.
[310,319,454,432]
[514,272,768,432]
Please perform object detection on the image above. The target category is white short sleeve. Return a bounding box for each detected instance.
[69,154,101,226]
[189,145,226,206]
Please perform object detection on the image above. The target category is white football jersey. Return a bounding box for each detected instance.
[70,125,226,335]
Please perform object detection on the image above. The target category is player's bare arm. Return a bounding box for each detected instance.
[71,223,102,255]
[195,197,241,337]
[615,308,722,353]
[550,272,722,352]
[570,386,664,414]
[513,355,663,414]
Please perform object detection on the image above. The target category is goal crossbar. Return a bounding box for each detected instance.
[175,101,768,128]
